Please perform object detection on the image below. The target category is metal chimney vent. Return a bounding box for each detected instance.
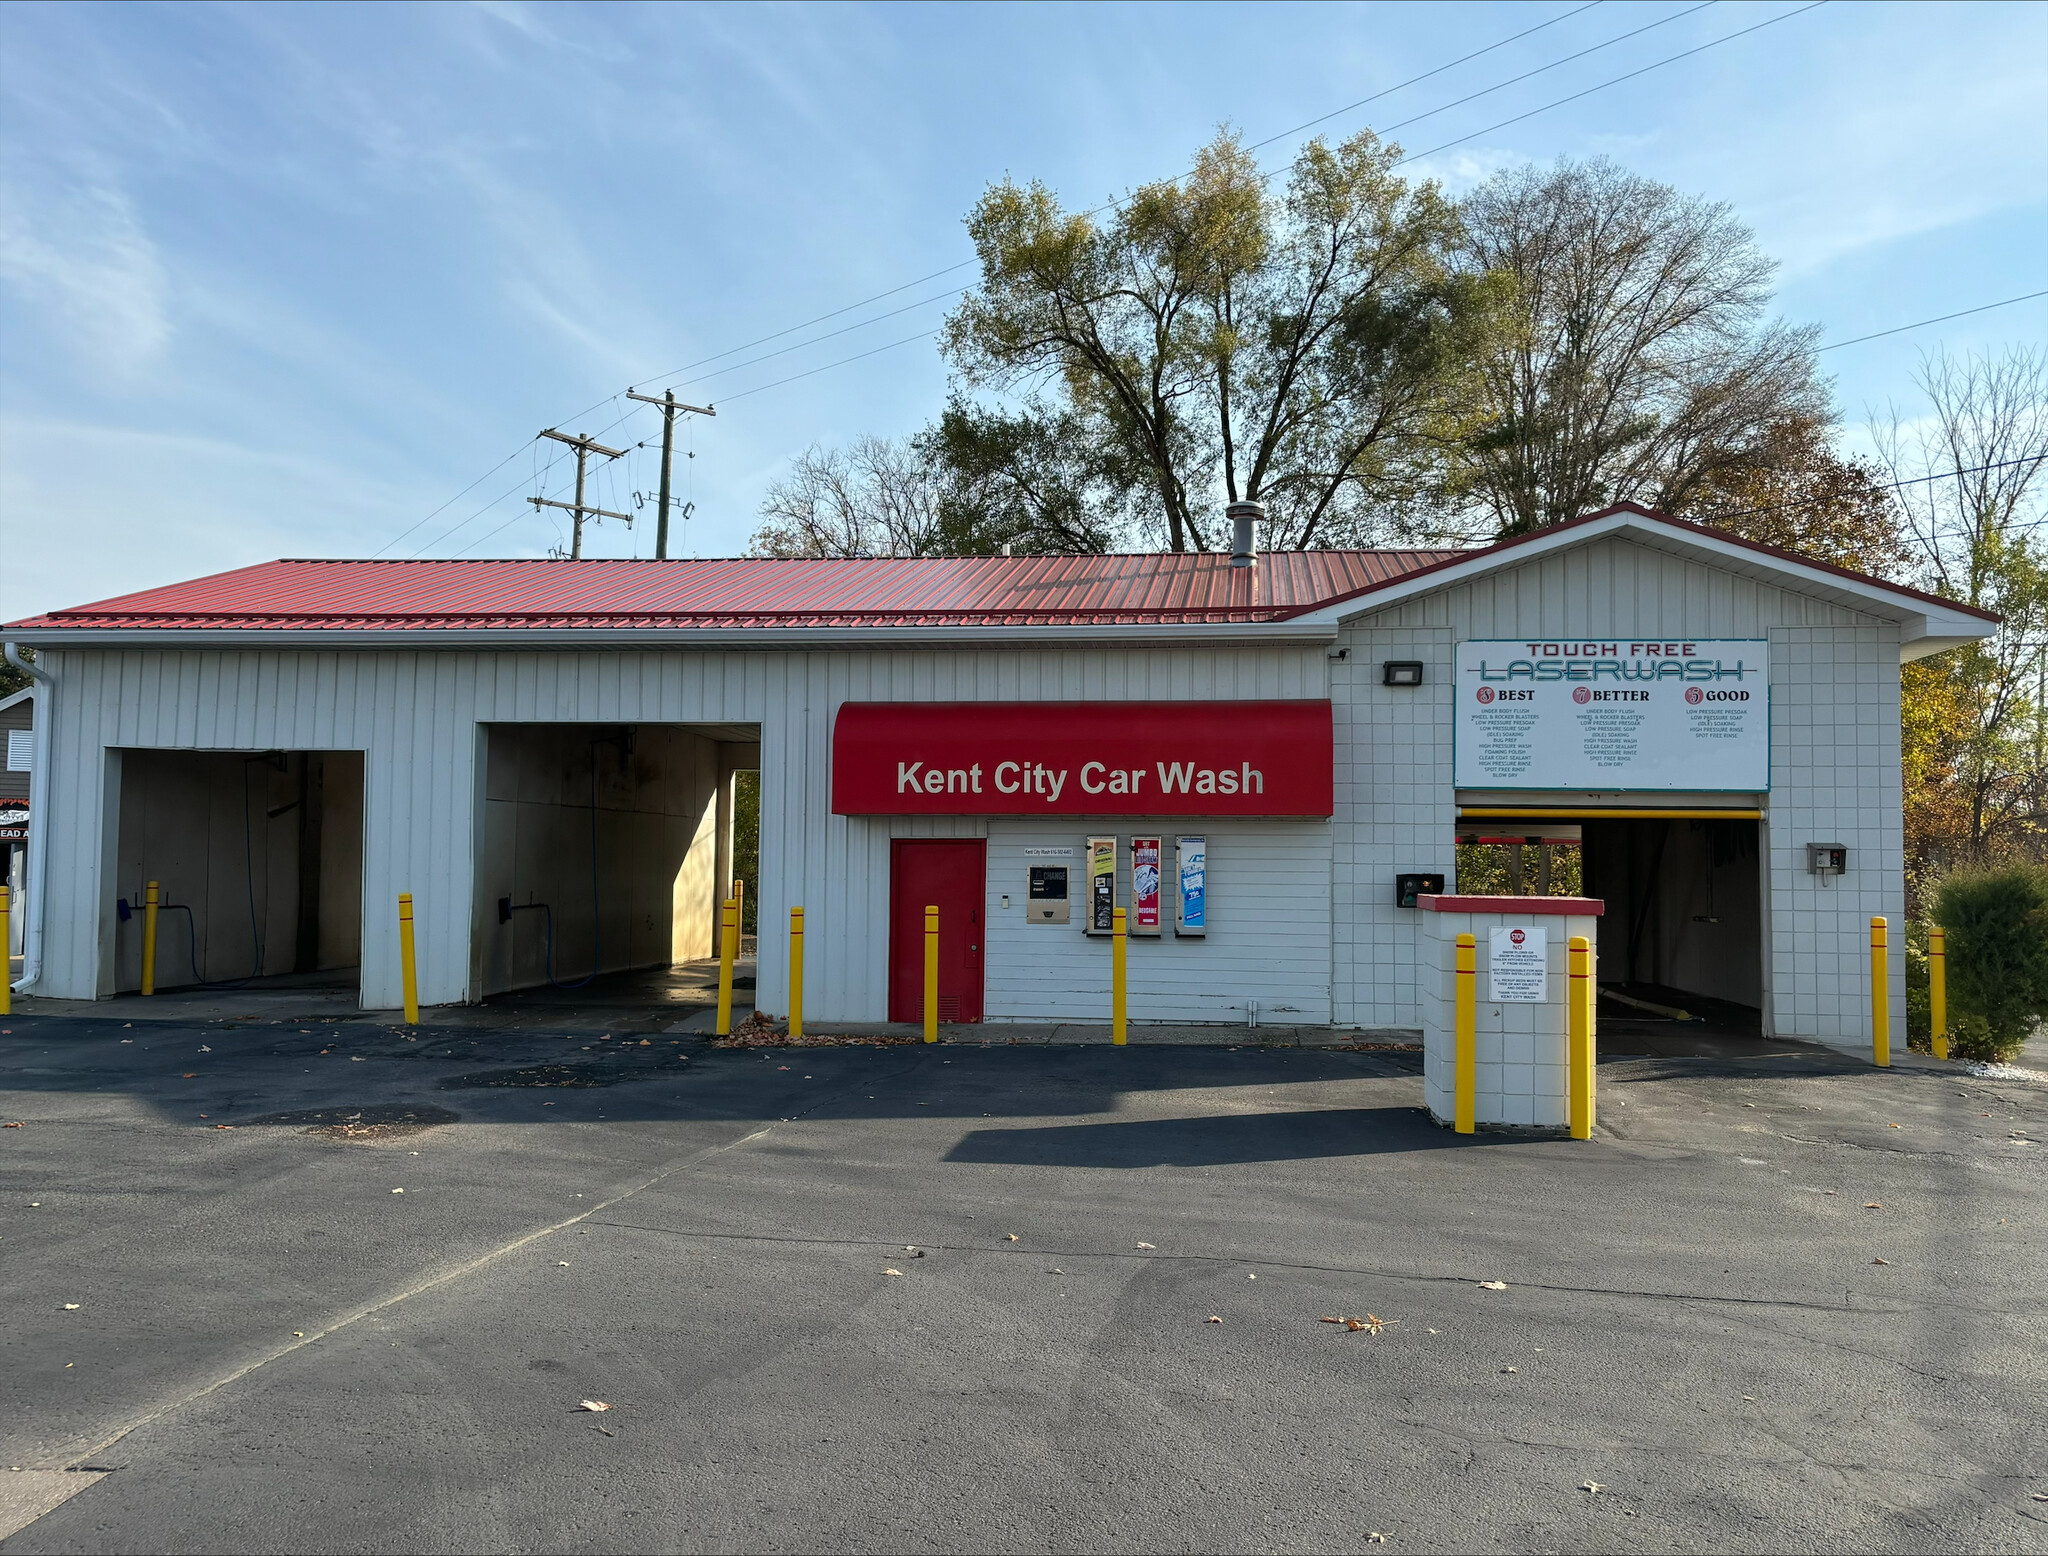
[1228,501,1264,568]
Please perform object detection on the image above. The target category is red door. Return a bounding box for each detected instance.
[889,839,985,1023]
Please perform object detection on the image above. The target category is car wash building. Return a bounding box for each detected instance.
[2,503,1997,1060]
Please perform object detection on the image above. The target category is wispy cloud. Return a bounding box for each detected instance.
[0,171,170,377]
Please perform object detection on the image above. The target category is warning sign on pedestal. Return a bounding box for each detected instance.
[1490,925,1548,1002]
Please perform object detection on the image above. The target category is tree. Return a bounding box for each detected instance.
[0,645,34,699]
[944,128,1480,552]
[747,436,944,559]
[1687,415,1906,578]
[1877,347,2048,883]
[746,409,1121,560]
[1451,157,1828,536]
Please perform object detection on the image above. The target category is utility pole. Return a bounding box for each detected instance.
[532,429,630,559]
[625,390,713,559]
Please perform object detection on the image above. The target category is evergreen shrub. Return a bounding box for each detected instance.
[1932,864,2048,1064]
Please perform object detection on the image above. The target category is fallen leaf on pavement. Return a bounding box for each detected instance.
[199,1045,212,1052]
[1366,1535,1386,1545]
[2,1121,20,1128]
[1004,1234,1019,1242]
[181,1073,196,1078]
[1888,1123,1900,1129]
[293,1332,305,1337]
[577,1400,610,1412]
[1136,1242,1156,1250]
[1319,1316,1343,1324]
[1581,1481,1603,1493]
[62,1303,80,1310]
[1872,1257,1889,1265]
[1207,1315,1223,1323]
[1864,1202,1882,1209]
[883,1268,903,1277]
[1501,1366,1518,1373]
[1478,1280,1507,1291]
[391,1188,404,1194]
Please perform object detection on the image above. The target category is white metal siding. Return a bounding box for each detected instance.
[1334,536,1906,1055]
[982,820,1333,1025]
[33,642,1328,1020]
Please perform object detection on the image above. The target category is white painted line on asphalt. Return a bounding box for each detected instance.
[52,1124,777,1470]
[0,1470,107,1542]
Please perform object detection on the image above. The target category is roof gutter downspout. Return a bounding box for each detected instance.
[4,642,51,995]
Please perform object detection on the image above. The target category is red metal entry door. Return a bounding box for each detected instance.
[889,839,985,1023]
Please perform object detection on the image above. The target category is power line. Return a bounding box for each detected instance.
[640,4,1712,405]
[382,5,1743,554]
[1695,455,2042,525]
[1244,1,1605,153]
[397,0,1837,557]
[1816,291,2048,353]
[1394,0,1828,168]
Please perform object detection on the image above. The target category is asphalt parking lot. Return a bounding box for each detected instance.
[2,1013,2044,1555]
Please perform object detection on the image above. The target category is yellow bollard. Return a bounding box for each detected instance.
[788,906,805,1040]
[142,881,160,997]
[398,893,420,1025]
[715,897,737,1036]
[1568,935,1593,1140]
[923,905,939,1044]
[1871,916,1890,1067]
[1454,932,1476,1135]
[1111,905,1127,1046]
[0,884,9,1015]
[1929,925,1948,1061]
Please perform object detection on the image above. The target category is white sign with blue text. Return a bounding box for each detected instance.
[1454,639,1768,792]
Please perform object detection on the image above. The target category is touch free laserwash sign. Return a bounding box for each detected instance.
[1453,640,1768,791]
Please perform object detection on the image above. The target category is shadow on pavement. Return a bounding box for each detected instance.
[946,1103,1499,1167]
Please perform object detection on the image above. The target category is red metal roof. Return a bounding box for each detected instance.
[11,550,1458,631]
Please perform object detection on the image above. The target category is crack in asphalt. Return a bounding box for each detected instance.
[575,1219,1960,1317]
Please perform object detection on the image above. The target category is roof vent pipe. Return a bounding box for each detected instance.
[1228,501,1264,568]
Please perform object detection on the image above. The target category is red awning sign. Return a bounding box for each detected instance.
[831,701,1332,816]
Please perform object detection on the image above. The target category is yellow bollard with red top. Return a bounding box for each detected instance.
[1111,906,1127,1046]
[1568,935,1595,1139]
[923,905,939,1044]
[787,906,805,1040]
[142,882,160,997]
[1453,932,1476,1134]
[1929,925,1948,1061]
[715,897,738,1036]
[398,893,420,1025]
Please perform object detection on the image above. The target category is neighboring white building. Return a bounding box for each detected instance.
[2,504,1997,1060]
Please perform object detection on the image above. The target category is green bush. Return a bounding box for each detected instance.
[1932,864,2048,1064]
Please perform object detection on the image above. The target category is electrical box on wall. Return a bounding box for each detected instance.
[1395,873,1445,908]
[1806,843,1848,876]
[1027,866,1069,924]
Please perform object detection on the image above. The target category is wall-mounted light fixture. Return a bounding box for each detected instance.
[1382,660,1424,687]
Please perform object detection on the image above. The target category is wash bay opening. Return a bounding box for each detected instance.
[469,721,760,1013]
[1455,808,1765,1035]
[108,748,365,998]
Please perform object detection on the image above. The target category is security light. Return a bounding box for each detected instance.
[1382,660,1424,687]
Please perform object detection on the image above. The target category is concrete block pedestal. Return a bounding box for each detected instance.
[1417,894,1603,1131]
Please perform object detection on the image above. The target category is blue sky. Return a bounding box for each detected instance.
[2,0,2044,617]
